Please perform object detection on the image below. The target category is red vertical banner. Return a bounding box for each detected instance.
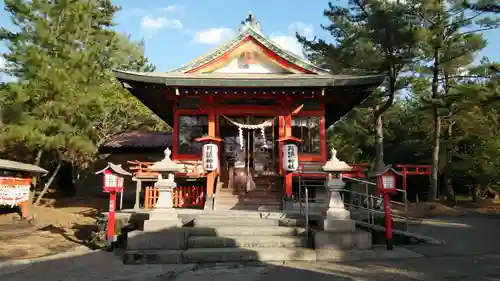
[107,191,117,247]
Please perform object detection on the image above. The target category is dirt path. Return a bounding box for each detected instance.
[0,198,106,261]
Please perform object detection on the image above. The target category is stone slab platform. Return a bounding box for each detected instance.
[123,246,424,264]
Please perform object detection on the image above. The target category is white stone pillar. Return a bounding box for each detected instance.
[134,180,141,210]
[323,176,355,232]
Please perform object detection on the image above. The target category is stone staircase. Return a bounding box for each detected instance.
[214,176,282,211]
[123,212,373,264]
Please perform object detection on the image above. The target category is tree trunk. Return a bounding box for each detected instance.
[429,48,441,202]
[34,159,62,206]
[374,105,385,171]
[371,74,396,173]
[26,150,43,217]
[444,123,456,205]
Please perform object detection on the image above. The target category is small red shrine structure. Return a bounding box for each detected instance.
[113,13,385,211]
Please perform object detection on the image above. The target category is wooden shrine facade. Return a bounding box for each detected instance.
[113,13,385,210]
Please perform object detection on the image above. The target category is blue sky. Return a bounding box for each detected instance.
[0,0,499,76]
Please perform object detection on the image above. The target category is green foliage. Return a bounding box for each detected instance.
[0,0,166,171]
[302,0,500,197]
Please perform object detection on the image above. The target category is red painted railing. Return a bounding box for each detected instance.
[127,160,159,178]
[127,160,206,178]
[144,185,205,209]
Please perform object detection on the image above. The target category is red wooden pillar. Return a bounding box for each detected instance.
[206,110,217,199]
[278,104,304,198]
[194,101,223,210]
[284,115,293,197]
[402,168,408,192]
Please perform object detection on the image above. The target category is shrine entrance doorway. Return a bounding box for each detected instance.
[218,115,280,193]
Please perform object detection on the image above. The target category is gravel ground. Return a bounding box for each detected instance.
[2,215,500,281]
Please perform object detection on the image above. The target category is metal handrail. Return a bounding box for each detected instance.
[296,173,408,234]
[305,185,309,236]
[339,184,409,231]
[297,175,309,237]
[342,176,377,186]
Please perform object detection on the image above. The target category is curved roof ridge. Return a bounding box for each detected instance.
[167,26,331,75]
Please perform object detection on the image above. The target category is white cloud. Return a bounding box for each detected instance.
[163,4,180,12]
[270,35,305,57]
[189,22,313,56]
[140,16,183,30]
[193,28,234,45]
[0,56,5,70]
[269,22,314,58]
[288,22,314,39]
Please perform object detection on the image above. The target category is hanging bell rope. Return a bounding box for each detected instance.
[221,114,274,150]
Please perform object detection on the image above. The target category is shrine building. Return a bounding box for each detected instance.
[113,13,384,212]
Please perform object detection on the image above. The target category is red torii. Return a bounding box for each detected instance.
[340,163,431,192]
[395,164,431,191]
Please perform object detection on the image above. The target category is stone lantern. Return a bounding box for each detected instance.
[321,148,355,232]
[143,148,184,231]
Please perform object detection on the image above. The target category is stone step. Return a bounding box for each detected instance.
[183,247,317,263]
[196,210,304,219]
[193,217,306,227]
[194,217,279,227]
[215,195,281,202]
[214,204,282,211]
[188,226,307,237]
[188,235,312,248]
[123,246,424,264]
[123,247,316,264]
[217,190,282,197]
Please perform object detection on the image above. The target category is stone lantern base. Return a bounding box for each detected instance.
[322,178,355,233]
[142,178,182,232]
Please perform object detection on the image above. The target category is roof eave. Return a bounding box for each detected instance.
[113,70,385,88]
[113,69,166,84]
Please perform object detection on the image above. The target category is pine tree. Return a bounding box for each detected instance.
[298,0,419,171]
[0,0,163,204]
[409,0,500,201]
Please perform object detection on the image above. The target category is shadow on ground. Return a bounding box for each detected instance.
[2,215,500,281]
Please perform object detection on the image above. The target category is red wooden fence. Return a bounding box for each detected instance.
[144,185,205,209]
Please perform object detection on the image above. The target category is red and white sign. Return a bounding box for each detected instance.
[0,177,31,207]
[103,171,124,193]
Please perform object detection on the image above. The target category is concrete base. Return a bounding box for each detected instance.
[142,209,183,231]
[325,208,351,220]
[314,230,371,250]
[126,229,188,250]
[123,246,424,264]
[323,219,356,232]
[148,209,178,220]
[143,219,183,231]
